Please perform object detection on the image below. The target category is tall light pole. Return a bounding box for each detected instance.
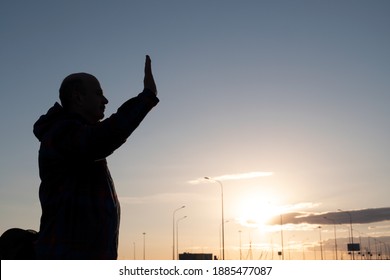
[280,214,284,260]
[204,177,225,260]
[239,230,242,260]
[133,242,136,260]
[142,232,146,260]
[176,215,187,260]
[219,220,230,260]
[173,205,185,260]
[338,209,354,260]
[323,216,338,260]
[318,226,324,260]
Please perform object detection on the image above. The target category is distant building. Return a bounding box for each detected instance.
[179,252,214,260]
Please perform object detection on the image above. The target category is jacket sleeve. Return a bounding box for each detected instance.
[54,89,159,161]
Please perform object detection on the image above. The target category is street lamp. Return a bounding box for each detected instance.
[323,216,338,260]
[204,177,225,260]
[176,215,187,260]
[338,209,355,260]
[219,220,230,260]
[318,226,324,260]
[133,242,136,260]
[280,214,284,260]
[142,232,146,260]
[173,205,185,260]
[239,230,242,260]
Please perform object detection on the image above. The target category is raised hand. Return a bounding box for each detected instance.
[144,55,157,95]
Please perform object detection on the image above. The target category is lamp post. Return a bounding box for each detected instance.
[280,214,284,260]
[142,232,146,260]
[204,177,225,260]
[176,216,187,260]
[219,220,230,260]
[338,209,354,260]
[239,230,242,260]
[318,226,324,260]
[323,216,338,260]
[173,205,185,260]
[133,242,136,260]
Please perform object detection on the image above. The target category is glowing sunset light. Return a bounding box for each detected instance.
[236,197,282,231]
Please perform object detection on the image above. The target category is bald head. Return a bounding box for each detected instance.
[59,73,98,109]
[59,73,108,123]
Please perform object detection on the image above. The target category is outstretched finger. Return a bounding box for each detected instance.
[145,55,152,75]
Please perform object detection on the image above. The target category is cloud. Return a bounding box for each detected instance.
[282,202,321,212]
[267,207,390,225]
[188,171,273,184]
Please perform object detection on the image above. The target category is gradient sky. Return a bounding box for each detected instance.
[1,0,390,260]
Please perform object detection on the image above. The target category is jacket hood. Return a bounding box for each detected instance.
[33,103,66,142]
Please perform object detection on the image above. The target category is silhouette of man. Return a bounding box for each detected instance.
[33,56,159,259]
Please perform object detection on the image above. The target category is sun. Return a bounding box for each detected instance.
[235,195,282,230]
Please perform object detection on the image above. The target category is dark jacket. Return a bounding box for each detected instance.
[33,89,158,259]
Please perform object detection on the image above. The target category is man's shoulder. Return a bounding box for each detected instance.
[34,103,86,140]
